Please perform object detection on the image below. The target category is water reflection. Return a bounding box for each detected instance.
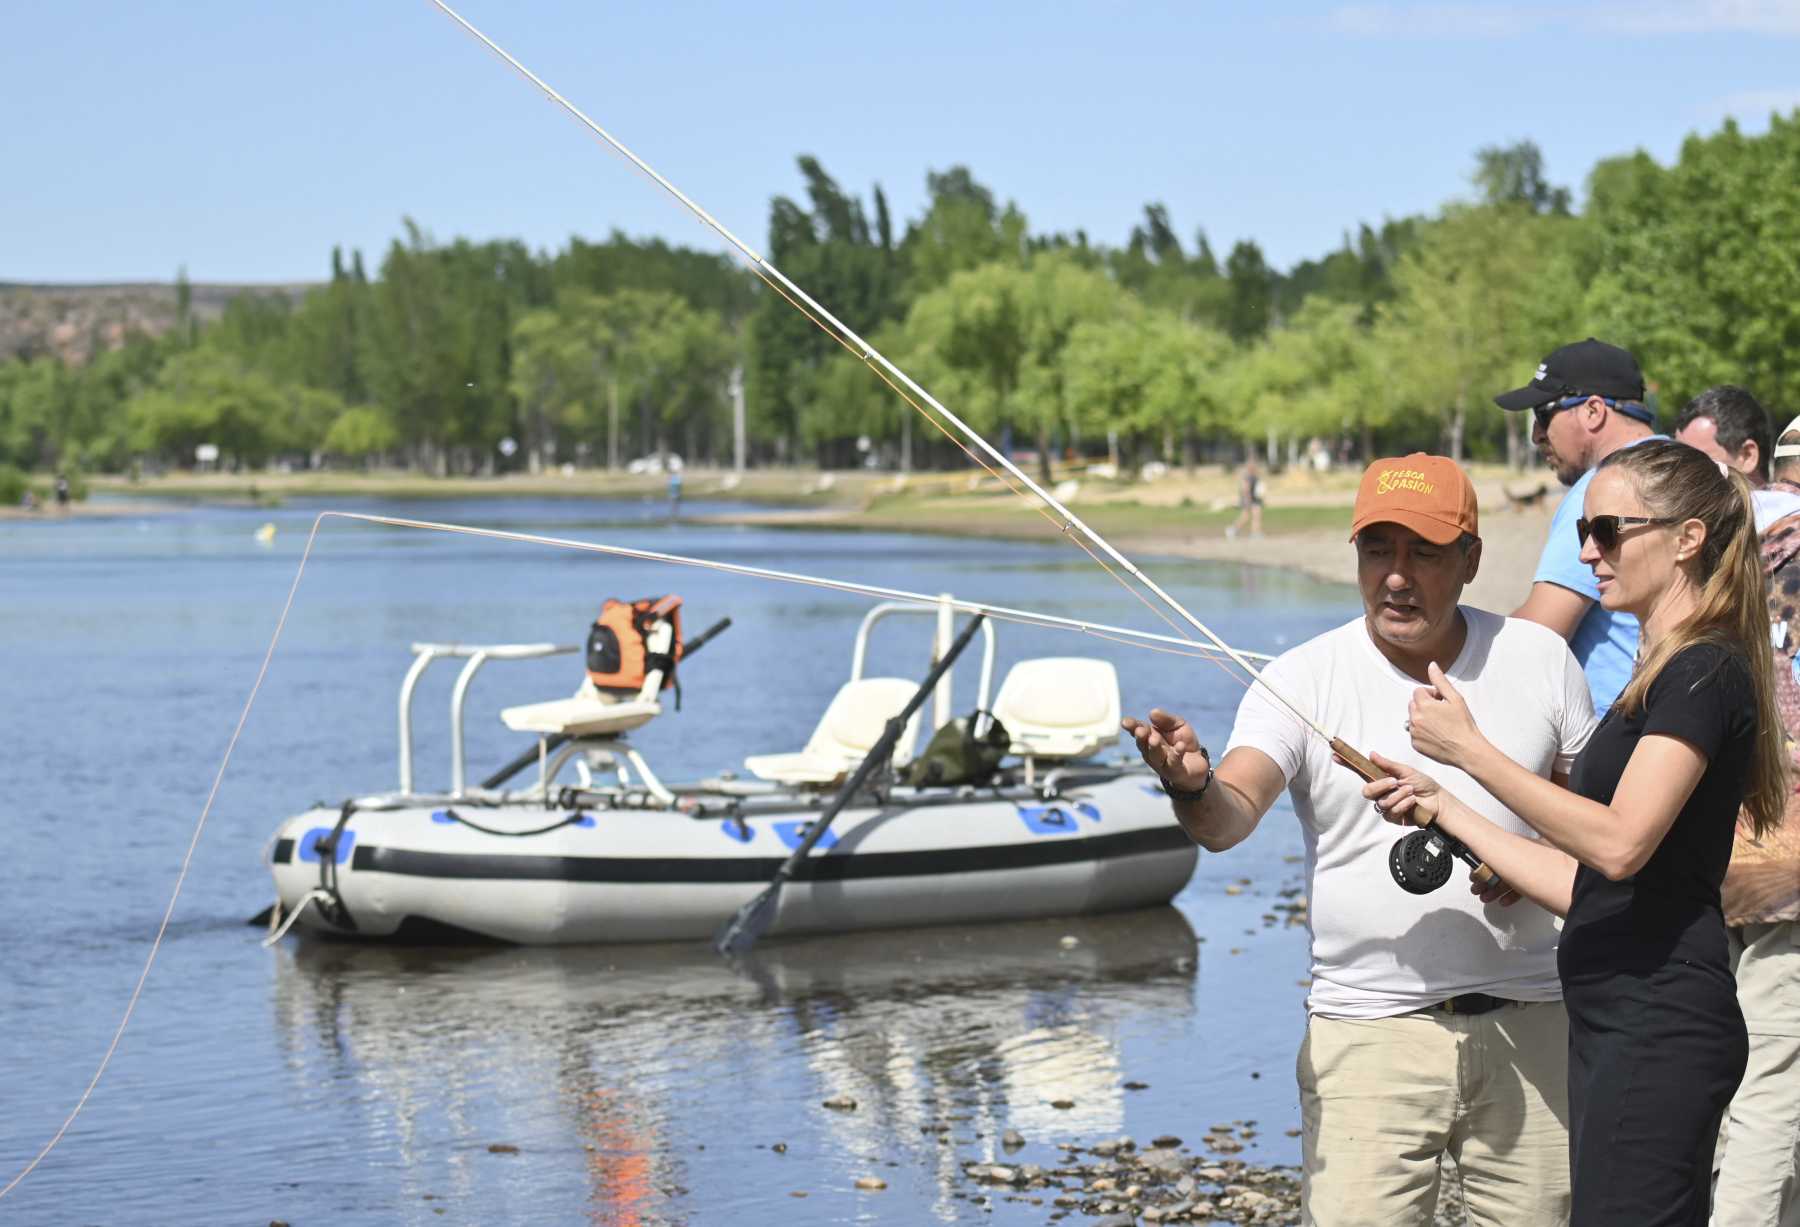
[271,909,1197,1224]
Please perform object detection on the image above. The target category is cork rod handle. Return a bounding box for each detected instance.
[1329,738,1502,888]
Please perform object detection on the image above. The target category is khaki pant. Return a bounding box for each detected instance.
[1299,1002,1571,1227]
[1714,921,1800,1227]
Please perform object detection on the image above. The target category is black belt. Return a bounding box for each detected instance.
[1426,993,1517,1016]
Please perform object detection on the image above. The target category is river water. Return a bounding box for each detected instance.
[0,495,1348,1225]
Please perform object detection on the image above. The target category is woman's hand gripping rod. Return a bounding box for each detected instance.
[1332,740,1503,896]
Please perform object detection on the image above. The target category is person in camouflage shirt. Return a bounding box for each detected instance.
[1713,419,1800,1227]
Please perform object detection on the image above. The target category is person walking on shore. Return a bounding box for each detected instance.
[1496,338,1661,715]
[1126,454,1595,1226]
[1674,384,1800,530]
[1366,440,1782,1226]
[1226,456,1264,538]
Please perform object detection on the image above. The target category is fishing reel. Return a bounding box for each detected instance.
[1388,823,1488,895]
[1326,736,1502,897]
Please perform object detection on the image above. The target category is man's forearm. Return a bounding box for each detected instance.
[1512,580,1592,642]
[1171,776,1261,852]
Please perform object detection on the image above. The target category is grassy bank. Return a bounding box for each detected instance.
[87,467,871,507]
[88,460,1534,513]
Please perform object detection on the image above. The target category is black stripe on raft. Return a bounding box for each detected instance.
[272,838,295,864]
[340,825,1190,884]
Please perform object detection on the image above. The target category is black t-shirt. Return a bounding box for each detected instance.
[1561,642,1756,981]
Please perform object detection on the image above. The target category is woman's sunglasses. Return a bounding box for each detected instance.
[1576,514,1673,551]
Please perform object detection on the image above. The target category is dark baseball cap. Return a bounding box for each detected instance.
[1493,338,1646,411]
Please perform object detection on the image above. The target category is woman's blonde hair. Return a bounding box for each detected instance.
[1603,439,1786,838]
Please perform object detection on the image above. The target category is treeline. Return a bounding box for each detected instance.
[3,115,1798,481]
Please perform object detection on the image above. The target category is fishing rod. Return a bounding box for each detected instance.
[422,2,1498,886]
[424,0,1335,750]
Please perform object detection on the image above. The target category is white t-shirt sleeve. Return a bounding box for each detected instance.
[1225,653,1312,785]
[1553,635,1598,774]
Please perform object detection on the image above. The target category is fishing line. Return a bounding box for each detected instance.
[424,0,1331,744]
[313,511,1276,664]
[744,259,1230,680]
[0,509,1275,1198]
[430,0,1231,693]
[4,2,1394,1192]
[0,515,329,1202]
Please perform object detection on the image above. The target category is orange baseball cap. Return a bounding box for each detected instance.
[1348,453,1479,545]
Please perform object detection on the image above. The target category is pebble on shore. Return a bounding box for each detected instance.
[958,1129,1473,1226]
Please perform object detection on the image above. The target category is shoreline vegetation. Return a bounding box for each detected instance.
[30,463,1554,614]
[6,121,1799,515]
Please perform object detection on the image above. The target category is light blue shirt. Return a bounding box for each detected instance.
[1533,435,1665,716]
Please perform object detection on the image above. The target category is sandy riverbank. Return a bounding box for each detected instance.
[0,497,174,521]
[692,464,1562,613]
[67,464,1566,607]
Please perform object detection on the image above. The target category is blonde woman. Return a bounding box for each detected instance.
[1363,440,1785,1226]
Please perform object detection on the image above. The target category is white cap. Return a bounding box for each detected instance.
[1776,414,1800,459]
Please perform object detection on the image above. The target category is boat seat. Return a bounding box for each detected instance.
[500,618,675,740]
[743,677,924,786]
[500,681,663,738]
[991,657,1122,762]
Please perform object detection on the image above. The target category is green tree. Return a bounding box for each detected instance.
[1228,298,1390,461]
[126,349,291,468]
[900,166,1028,295]
[898,254,1129,482]
[1064,308,1235,470]
[1223,240,1276,343]
[321,406,399,466]
[551,232,754,324]
[748,157,905,460]
[1375,203,1577,461]
[284,246,373,405]
[1474,140,1573,215]
[1581,112,1800,412]
[1109,205,1231,327]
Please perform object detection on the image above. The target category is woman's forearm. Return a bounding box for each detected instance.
[1460,739,1642,874]
[1435,794,1579,917]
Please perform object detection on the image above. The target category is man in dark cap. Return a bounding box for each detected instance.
[1494,338,1662,715]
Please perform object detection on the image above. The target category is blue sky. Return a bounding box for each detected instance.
[5,1,1799,285]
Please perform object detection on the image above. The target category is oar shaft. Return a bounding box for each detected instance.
[713,612,989,954]
[774,612,987,880]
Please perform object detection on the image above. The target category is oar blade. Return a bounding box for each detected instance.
[713,882,781,956]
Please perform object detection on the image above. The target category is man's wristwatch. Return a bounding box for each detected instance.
[1158,750,1214,804]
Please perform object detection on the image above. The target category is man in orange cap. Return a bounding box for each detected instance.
[1125,454,1596,1226]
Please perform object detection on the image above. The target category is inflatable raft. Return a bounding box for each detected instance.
[264,598,1196,944]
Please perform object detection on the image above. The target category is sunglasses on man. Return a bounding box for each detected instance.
[1533,394,1624,430]
[1575,515,1674,551]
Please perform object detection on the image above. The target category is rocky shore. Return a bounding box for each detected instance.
[962,1127,1470,1227]
[810,1097,1472,1225]
[956,1129,1469,1226]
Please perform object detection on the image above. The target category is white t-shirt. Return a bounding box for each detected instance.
[1753,487,1800,533]
[1225,607,1597,1020]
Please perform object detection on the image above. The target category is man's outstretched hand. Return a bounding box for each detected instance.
[1122,708,1211,791]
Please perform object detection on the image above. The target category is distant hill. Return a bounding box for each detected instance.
[0,280,316,366]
